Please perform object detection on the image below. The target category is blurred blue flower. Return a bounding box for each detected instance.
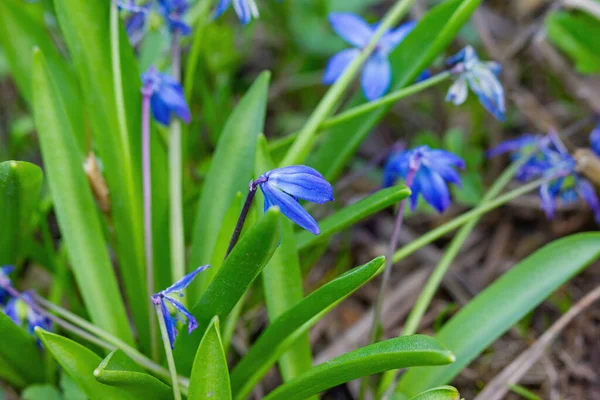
[486,134,554,182]
[152,265,210,348]
[142,66,191,126]
[323,13,416,101]
[0,266,14,305]
[118,0,151,45]
[158,0,191,34]
[4,291,52,336]
[383,145,465,213]
[445,46,505,121]
[591,122,600,157]
[214,0,260,24]
[255,166,334,235]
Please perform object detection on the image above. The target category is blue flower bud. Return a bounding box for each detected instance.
[142,66,191,126]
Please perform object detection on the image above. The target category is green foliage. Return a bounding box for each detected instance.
[22,385,63,400]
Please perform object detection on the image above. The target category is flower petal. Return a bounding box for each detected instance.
[328,13,373,48]
[213,0,231,18]
[576,178,600,223]
[378,21,416,55]
[233,0,253,24]
[162,265,210,295]
[159,82,191,123]
[486,134,537,158]
[150,95,171,126]
[539,182,556,220]
[160,300,178,348]
[266,167,333,204]
[261,182,320,234]
[446,77,469,106]
[417,167,451,213]
[466,64,505,121]
[591,123,600,157]
[164,297,198,334]
[361,55,391,101]
[323,48,360,85]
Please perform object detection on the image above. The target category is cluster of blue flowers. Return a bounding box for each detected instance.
[118,0,190,45]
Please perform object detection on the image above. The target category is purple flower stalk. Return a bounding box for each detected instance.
[323,13,416,101]
[384,146,465,213]
[152,265,209,348]
[445,46,506,121]
[214,0,260,24]
[142,66,191,126]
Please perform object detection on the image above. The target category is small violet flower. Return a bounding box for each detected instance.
[4,291,53,336]
[590,122,600,157]
[254,166,334,235]
[152,265,210,348]
[142,66,191,126]
[384,145,465,213]
[0,265,14,305]
[214,0,260,25]
[323,13,416,101]
[445,46,506,121]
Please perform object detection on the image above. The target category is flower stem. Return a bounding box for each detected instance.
[142,88,158,361]
[169,32,187,293]
[279,0,417,167]
[154,303,182,400]
[226,184,258,258]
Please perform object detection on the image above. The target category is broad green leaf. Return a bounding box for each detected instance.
[0,161,43,265]
[93,350,171,400]
[0,0,83,148]
[231,256,385,400]
[36,329,137,400]
[188,317,232,400]
[546,11,600,74]
[264,335,455,400]
[255,135,313,383]
[32,50,133,343]
[309,0,482,181]
[53,0,151,350]
[296,185,411,251]
[189,72,270,299]
[405,386,461,400]
[396,233,600,396]
[175,207,281,374]
[22,385,63,400]
[0,312,44,385]
[0,352,28,389]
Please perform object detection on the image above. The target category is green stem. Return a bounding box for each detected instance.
[279,0,417,167]
[154,303,182,400]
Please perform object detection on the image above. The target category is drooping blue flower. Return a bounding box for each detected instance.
[142,66,191,126]
[383,145,465,213]
[4,291,53,336]
[323,13,416,101]
[152,265,209,348]
[0,266,14,305]
[486,134,554,182]
[254,166,334,235]
[590,122,600,157]
[158,0,191,35]
[214,0,260,25]
[445,46,505,121]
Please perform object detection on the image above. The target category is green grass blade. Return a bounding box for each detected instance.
[188,317,232,400]
[189,72,271,299]
[0,312,45,385]
[32,49,134,343]
[396,233,600,396]
[308,0,482,182]
[406,386,462,400]
[255,135,314,382]
[174,207,281,374]
[296,185,411,251]
[230,256,385,400]
[93,350,171,400]
[263,335,454,400]
[0,161,43,265]
[35,329,137,399]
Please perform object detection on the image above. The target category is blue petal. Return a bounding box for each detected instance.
[378,21,416,55]
[159,300,178,349]
[161,265,210,295]
[466,64,505,121]
[233,0,256,24]
[261,182,320,234]
[383,151,411,188]
[323,49,360,85]
[164,297,198,334]
[486,134,537,158]
[576,178,600,223]
[590,123,600,157]
[446,77,468,106]
[150,94,171,126]
[159,82,191,123]
[408,173,421,211]
[266,166,333,204]
[4,297,21,325]
[426,149,466,169]
[539,183,556,220]
[361,54,391,101]
[328,13,373,48]
[417,167,451,213]
[125,12,147,38]
[213,0,231,18]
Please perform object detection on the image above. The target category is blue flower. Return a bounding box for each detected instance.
[0,266,14,305]
[445,46,505,121]
[4,291,52,336]
[142,66,191,126]
[591,122,600,157]
[118,0,152,45]
[486,134,554,182]
[152,265,210,348]
[214,0,260,25]
[323,13,416,101]
[254,166,334,235]
[383,146,465,213]
[158,0,191,35]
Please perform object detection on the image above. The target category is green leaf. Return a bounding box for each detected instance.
[405,386,461,400]
[32,49,134,343]
[22,385,63,400]
[36,329,137,400]
[308,0,482,182]
[0,161,43,265]
[53,0,151,350]
[0,352,28,389]
[296,185,411,251]
[175,207,281,374]
[263,335,454,400]
[188,317,232,400]
[93,350,171,400]
[189,72,271,299]
[396,233,600,396]
[230,256,385,400]
[546,11,600,74]
[0,312,45,385]
[254,135,313,383]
